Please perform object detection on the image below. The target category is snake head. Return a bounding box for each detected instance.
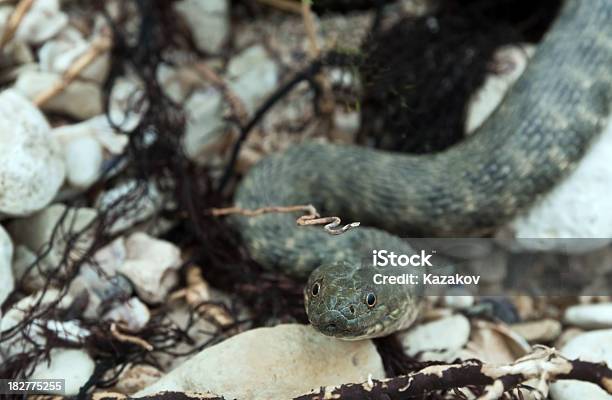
[304,260,413,340]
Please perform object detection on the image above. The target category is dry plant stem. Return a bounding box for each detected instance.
[0,0,34,49]
[300,0,336,116]
[210,204,360,235]
[110,322,154,352]
[194,63,249,126]
[33,35,112,106]
[88,347,612,400]
[256,0,302,14]
[301,0,319,59]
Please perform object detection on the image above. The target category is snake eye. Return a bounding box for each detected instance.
[312,282,321,297]
[366,292,377,308]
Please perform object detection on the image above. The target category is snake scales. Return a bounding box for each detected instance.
[233,0,612,340]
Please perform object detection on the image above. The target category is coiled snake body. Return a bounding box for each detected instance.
[233,0,612,340]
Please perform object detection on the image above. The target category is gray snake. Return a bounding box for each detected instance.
[233,0,612,340]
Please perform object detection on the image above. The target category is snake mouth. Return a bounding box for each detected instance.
[310,310,354,337]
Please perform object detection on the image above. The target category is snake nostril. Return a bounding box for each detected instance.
[325,323,337,331]
[349,306,355,314]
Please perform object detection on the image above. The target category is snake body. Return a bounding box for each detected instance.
[233,0,612,340]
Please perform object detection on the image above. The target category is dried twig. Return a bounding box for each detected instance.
[210,204,360,235]
[300,0,335,116]
[295,346,612,400]
[89,346,612,400]
[34,35,113,106]
[301,0,320,59]
[0,0,34,49]
[255,0,302,13]
[193,62,249,126]
[110,322,154,352]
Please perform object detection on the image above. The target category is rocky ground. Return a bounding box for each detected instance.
[1,0,612,399]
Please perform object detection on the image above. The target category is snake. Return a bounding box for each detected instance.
[232,0,612,340]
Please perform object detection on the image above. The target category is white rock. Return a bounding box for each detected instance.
[550,330,612,400]
[11,245,45,292]
[443,295,475,310]
[137,324,384,399]
[182,88,227,162]
[15,69,103,119]
[7,204,97,275]
[564,303,612,329]
[95,180,163,233]
[44,320,90,343]
[227,45,279,113]
[54,115,128,155]
[104,297,150,332]
[109,77,147,131]
[62,136,104,189]
[0,289,74,360]
[0,90,65,217]
[31,349,94,396]
[466,44,534,134]
[504,118,612,252]
[39,26,110,83]
[174,0,229,54]
[0,225,14,306]
[466,44,612,252]
[1,289,69,332]
[118,232,181,304]
[14,0,68,45]
[510,319,562,343]
[400,314,470,361]
[157,64,206,104]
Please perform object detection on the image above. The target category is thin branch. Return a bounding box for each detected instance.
[210,204,360,235]
[88,347,612,399]
[0,0,34,49]
[255,0,302,14]
[193,62,249,126]
[110,323,154,352]
[34,35,113,107]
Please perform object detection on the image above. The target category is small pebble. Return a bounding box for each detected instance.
[118,232,182,304]
[64,135,104,189]
[173,0,229,54]
[564,303,612,329]
[510,319,562,343]
[401,314,470,361]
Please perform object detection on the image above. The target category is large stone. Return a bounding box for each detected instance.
[0,225,14,306]
[136,324,385,399]
[173,0,229,54]
[0,90,65,217]
[550,330,612,400]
